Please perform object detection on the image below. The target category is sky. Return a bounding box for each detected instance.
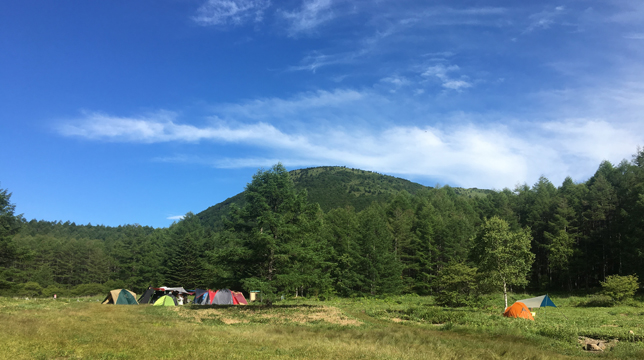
[1,0,643,228]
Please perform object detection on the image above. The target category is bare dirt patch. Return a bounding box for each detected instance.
[578,336,618,352]
[172,305,361,326]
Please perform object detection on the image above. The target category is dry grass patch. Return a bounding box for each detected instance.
[176,304,362,326]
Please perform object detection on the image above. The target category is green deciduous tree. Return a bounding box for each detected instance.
[601,274,639,303]
[471,216,535,309]
[435,261,478,307]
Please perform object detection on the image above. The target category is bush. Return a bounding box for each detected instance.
[435,262,478,307]
[601,274,639,303]
[18,282,43,297]
[103,279,126,291]
[42,284,66,298]
[71,283,106,297]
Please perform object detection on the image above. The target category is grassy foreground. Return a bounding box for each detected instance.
[3,295,644,359]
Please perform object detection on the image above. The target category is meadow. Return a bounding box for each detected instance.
[3,294,644,359]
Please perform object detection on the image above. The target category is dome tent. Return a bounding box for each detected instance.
[153,295,178,306]
[503,302,534,321]
[102,289,138,305]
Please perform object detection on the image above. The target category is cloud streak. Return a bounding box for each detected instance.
[58,85,644,190]
[193,0,271,26]
[280,0,335,37]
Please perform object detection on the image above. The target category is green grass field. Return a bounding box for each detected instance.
[3,294,644,359]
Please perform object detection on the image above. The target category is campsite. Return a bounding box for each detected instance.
[4,292,644,359]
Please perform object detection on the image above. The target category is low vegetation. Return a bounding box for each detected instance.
[3,294,644,359]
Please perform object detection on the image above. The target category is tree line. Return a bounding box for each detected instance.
[1,149,643,301]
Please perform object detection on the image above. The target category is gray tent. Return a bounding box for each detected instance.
[212,289,234,305]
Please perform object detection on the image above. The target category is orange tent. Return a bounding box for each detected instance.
[503,302,534,321]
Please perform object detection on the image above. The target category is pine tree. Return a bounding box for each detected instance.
[357,202,402,295]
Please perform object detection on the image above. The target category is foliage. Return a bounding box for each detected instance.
[471,217,535,308]
[4,147,644,300]
[18,281,43,297]
[435,262,478,307]
[601,274,639,303]
[71,283,106,297]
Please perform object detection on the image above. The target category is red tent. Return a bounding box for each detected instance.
[232,291,248,305]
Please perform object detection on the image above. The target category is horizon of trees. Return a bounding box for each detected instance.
[1,148,643,301]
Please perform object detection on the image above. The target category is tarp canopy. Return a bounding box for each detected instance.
[155,286,192,294]
[102,289,138,305]
[516,295,557,309]
[503,302,534,321]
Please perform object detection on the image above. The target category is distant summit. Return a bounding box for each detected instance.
[196,166,492,229]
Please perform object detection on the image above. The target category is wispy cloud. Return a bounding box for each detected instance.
[524,6,565,33]
[167,215,185,220]
[193,0,271,26]
[280,0,335,37]
[58,84,644,190]
[422,64,472,91]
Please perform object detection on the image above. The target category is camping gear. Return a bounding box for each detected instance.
[503,302,534,321]
[153,295,178,306]
[102,289,138,305]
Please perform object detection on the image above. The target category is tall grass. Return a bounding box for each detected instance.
[2,295,644,359]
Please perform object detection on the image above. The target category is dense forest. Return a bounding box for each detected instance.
[1,149,643,301]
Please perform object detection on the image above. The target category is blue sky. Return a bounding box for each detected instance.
[1,0,643,228]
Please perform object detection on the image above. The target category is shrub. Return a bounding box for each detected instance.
[42,284,66,298]
[103,279,126,290]
[435,262,478,307]
[601,274,639,303]
[18,282,43,297]
[71,283,106,297]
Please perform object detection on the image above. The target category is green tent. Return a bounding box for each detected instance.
[102,289,138,305]
[153,295,178,306]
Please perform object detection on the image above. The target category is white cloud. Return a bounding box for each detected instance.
[525,6,565,33]
[280,0,335,36]
[193,0,271,26]
[422,64,472,91]
[167,215,185,220]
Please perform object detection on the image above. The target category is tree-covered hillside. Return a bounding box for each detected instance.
[196,166,491,229]
[2,149,643,301]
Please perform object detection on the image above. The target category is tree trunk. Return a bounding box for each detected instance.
[503,281,508,309]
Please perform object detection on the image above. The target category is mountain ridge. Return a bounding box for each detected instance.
[196,166,493,229]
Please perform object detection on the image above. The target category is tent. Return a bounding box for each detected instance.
[232,291,248,305]
[153,295,178,306]
[503,302,534,321]
[194,289,217,305]
[212,289,234,305]
[516,295,557,309]
[193,289,247,305]
[102,289,138,305]
[138,288,166,304]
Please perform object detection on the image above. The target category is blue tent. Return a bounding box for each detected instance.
[516,295,557,308]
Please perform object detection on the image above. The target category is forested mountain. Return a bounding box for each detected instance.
[196,166,492,230]
[2,150,643,301]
